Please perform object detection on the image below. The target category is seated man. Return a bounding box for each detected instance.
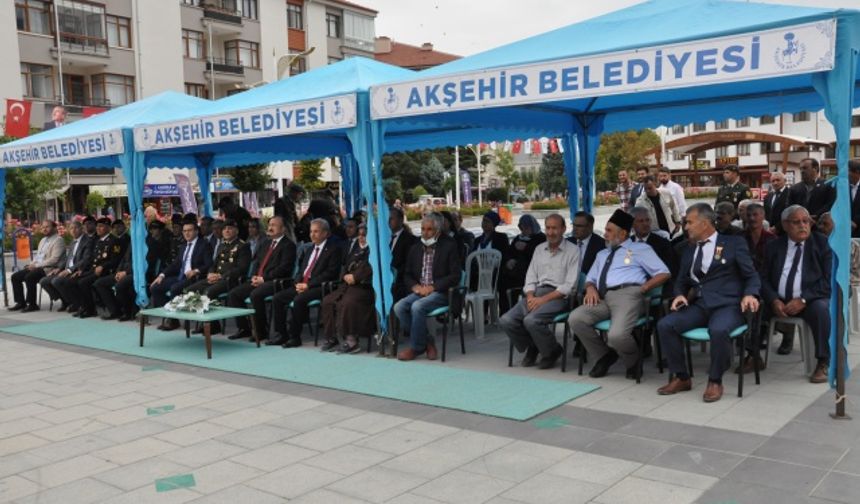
[715,201,744,236]
[226,216,295,342]
[570,210,670,379]
[10,219,65,312]
[93,245,133,320]
[566,211,604,276]
[395,214,461,361]
[758,205,831,383]
[389,206,418,303]
[150,217,213,329]
[73,218,123,319]
[271,218,344,348]
[40,220,91,311]
[630,206,678,279]
[657,203,760,403]
[500,214,580,370]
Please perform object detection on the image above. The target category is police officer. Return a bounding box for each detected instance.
[92,245,133,320]
[715,164,752,211]
[73,218,122,318]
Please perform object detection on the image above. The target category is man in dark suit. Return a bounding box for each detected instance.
[567,211,604,275]
[395,214,461,361]
[758,205,832,383]
[271,218,345,348]
[226,216,296,342]
[788,157,835,221]
[42,105,66,130]
[657,203,760,403]
[764,171,789,234]
[40,220,91,311]
[92,245,133,320]
[849,160,860,238]
[630,206,679,280]
[389,207,417,303]
[112,219,131,258]
[150,217,214,328]
[74,218,124,319]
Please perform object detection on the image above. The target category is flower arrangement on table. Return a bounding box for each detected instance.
[163,292,218,314]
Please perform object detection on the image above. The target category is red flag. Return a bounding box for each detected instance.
[512,139,522,154]
[83,106,107,118]
[549,139,559,154]
[478,142,488,152]
[532,139,541,154]
[5,99,31,138]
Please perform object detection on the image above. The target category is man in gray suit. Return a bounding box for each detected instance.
[10,220,66,312]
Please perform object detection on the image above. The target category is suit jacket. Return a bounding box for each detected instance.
[214,240,252,285]
[32,234,66,269]
[764,187,790,233]
[163,238,214,280]
[255,236,296,282]
[295,239,344,288]
[118,246,133,274]
[674,233,760,309]
[391,228,418,299]
[788,179,835,219]
[629,183,645,210]
[64,235,93,272]
[114,232,131,260]
[42,121,63,131]
[760,232,831,305]
[472,231,510,256]
[404,235,461,294]
[636,188,681,234]
[566,232,605,275]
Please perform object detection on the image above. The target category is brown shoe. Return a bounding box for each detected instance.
[426,344,438,361]
[703,381,724,403]
[736,355,766,374]
[810,362,828,383]
[657,377,692,395]
[397,348,418,361]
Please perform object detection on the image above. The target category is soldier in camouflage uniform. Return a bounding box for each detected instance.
[73,218,123,318]
[715,164,752,212]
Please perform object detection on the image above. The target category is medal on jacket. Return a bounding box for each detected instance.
[102,252,108,258]
[624,249,632,265]
[714,245,724,263]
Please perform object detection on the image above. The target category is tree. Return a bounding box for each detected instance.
[495,149,517,201]
[295,158,326,191]
[487,187,508,203]
[225,163,270,192]
[526,182,539,199]
[383,178,403,203]
[86,191,106,216]
[412,185,428,199]
[595,129,661,191]
[419,156,446,196]
[4,168,64,219]
[538,153,567,197]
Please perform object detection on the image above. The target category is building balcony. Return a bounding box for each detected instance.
[205,58,244,75]
[200,3,243,35]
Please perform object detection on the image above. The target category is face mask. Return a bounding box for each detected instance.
[518,234,532,241]
[421,237,437,247]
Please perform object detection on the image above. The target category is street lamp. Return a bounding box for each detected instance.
[275,47,315,80]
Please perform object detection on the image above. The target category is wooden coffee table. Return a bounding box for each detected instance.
[139,306,258,359]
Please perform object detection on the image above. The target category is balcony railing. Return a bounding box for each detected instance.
[55,96,112,108]
[201,3,242,25]
[58,32,109,56]
[205,58,244,75]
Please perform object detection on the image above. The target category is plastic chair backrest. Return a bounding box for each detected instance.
[646,284,663,300]
[465,249,502,294]
[577,272,587,297]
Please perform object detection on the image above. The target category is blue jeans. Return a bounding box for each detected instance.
[394,292,447,353]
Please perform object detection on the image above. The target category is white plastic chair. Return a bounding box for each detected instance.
[766,316,816,376]
[464,249,502,340]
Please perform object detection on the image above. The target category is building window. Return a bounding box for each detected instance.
[343,11,374,51]
[289,56,307,75]
[692,123,706,132]
[287,3,303,29]
[55,0,108,54]
[714,119,729,130]
[185,83,208,99]
[671,124,685,134]
[15,0,51,34]
[793,111,810,122]
[759,115,775,125]
[239,0,257,19]
[182,29,205,59]
[672,151,685,161]
[852,115,860,128]
[715,146,729,157]
[852,144,860,158]
[182,0,197,4]
[760,142,773,155]
[91,73,134,106]
[20,62,54,99]
[737,143,750,156]
[326,13,340,38]
[106,15,131,48]
[225,40,259,68]
[737,117,750,128]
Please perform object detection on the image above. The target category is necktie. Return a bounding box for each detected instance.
[389,233,397,250]
[692,240,708,282]
[180,242,192,279]
[597,246,621,298]
[303,246,321,282]
[785,242,803,300]
[852,185,858,204]
[256,241,276,277]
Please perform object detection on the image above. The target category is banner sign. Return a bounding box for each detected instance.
[461,171,473,205]
[174,174,198,215]
[370,20,836,119]
[143,184,179,197]
[0,129,124,167]
[133,94,357,152]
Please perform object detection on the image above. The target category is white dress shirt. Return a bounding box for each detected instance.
[662,179,687,215]
[182,238,197,275]
[691,231,719,282]
[778,239,804,300]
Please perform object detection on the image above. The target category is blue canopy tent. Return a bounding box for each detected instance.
[0,91,211,309]
[132,57,415,337]
[368,0,860,408]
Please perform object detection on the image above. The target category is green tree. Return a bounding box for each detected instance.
[419,156,446,196]
[295,158,326,191]
[4,168,64,219]
[494,149,516,201]
[383,178,403,203]
[595,129,661,191]
[538,153,567,197]
[225,163,270,192]
[412,185,428,199]
[86,191,106,215]
[526,182,539,199]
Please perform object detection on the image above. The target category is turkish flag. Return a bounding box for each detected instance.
[83,106,107,118]
[5,99,32,138]
[532,139,542,154]
[511,139,522,154]
[549,139,559,154]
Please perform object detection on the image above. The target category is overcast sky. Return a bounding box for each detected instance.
[362,0,860,56]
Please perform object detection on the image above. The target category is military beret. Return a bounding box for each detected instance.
[96,217,111,226]
[82,215,96,224]
[222,219,238,228]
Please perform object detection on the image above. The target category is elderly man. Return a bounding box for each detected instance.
[657,203,760,403]
[39,220,88,311]
[765,171,790,233]
[759,205,831,382]
[630,206,678,278]
[788,158,835,222]
[636,175,680,238]
[43,105,66,130]
[570,210,670,379]
[10,220,66,312]
[395,214,461,361]
[73,218,124,319]
[390,206,418,303]
[500,214,580,370]
[743,203,776,270]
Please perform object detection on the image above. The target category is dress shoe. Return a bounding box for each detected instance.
[101,313,119,321]
[118,314,135,322]
[736,355,766,374]
[227,330,251,340]
[320,339,339,352]
[703,381,724,403]
[658,377,692,395]
[588,350,619,378]
[777,333,794,355]
[22,304,40,313]
[67,304,79,313]
[810,361,829,384]
[159,319,180,331]
[397,348,420,361]
[538,346,563,370]
[282,338,302,348]
[8,304,24,311]
[265,338,287,346]
[626,362,641,380]
[426,344,438,361]
[77,309,96,319]
[521,345,539,367]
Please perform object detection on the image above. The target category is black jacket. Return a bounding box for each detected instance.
[788,179,835,219]
[851,184,860,238]
[764,187,790,233]
[567,232,605,275]
[214,240,252,285]
[163,238,214,280]
[472,231,510,256]
[760,232,831,305]
[65,234,95,273]
[391,228,418,300]
[295,239,344,288]
[404,236,461,294]
[254,236,296,282]
[635,233,678,279]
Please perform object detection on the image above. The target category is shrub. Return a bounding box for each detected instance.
[530,199,569,210]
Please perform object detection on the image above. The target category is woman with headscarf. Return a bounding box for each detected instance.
[319,225,376,353]
[498,214,546,313]
[472,210,510,255]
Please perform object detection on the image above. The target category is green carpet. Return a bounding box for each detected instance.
[2,318,599,421]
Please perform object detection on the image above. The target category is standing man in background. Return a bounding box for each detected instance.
[658,166,687,216]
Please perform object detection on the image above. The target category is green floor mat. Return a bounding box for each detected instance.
[2,319,599,421]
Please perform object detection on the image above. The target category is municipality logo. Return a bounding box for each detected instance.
[774,32,806,70]
[331,100,345,124]
[383,87,399,113]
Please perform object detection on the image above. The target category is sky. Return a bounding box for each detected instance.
[362,0,860,56]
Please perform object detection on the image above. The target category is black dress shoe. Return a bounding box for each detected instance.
[118,314,134,322]
[8,304,24,311]
[538,346,563,370]
[588,350,619,378]
[158,319,179,331]
[101,313,119,321]
[320,339,339,352]
[265,338,287,346]
[521,345,539,367]
[227,330,251,340]
[67,304,79,313]
[22,304,40,313]
[777,333,794,355]
[77,309,96,319]
[282,338,303,348]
